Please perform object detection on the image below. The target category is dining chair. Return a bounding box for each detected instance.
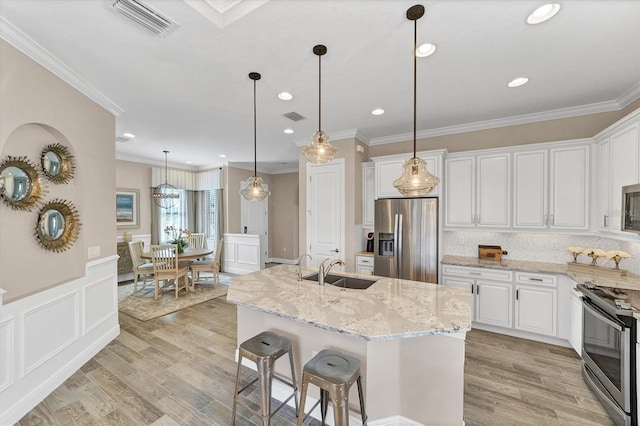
[190,238,223,287]
[187,233,206,249]
[150,244,189,300]
[128,241,154,292]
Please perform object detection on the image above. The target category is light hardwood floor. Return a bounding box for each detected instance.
[17,297,613,426]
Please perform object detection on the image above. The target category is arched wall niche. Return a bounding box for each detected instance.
[1,122,84,293]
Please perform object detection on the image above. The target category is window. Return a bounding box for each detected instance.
[203,190,220,241]
[159,189,186,241]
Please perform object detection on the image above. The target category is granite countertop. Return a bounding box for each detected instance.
[441,255,640,291]
[226,264,471,341]
[356,251,374,257]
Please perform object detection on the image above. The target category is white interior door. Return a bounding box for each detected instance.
[241,180,268,268]
[306,160,344,269]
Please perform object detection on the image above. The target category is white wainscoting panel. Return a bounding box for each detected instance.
[223,233,262,274]
[23,291,80,375]
[0,317,14,392]
[0,255,120,425]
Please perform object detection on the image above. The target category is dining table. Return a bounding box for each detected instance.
[139,247,213,261]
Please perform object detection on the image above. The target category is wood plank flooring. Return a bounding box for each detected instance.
[17,297,613,426]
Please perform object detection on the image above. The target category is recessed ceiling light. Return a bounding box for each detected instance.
[219,154,226,158]
[278,92,293,101]
[284,128,294,134]
[371,108,385,115]
[186,161,193,164]
[416,43,437,57]
[507,77,529,88]
[122,132,136,138]
[527,3,561,25]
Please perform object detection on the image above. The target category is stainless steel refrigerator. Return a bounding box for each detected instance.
[373,198,438,282]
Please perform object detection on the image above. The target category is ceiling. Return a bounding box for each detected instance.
[0,0,638,173]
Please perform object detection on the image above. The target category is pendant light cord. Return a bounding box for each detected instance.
[163,150,169,184]
[413,17,417,159]
[318,51,322,133]
[253,78,257,178]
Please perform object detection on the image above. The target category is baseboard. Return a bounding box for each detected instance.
[267,257,297,265]
[472,323,572,348]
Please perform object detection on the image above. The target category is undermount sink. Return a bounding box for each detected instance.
[302,273,377,290]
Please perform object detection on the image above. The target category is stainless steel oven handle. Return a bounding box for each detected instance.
[583,299,624,331]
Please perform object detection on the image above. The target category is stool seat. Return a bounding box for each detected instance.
[298,349,367,426]
[232,331,298,425]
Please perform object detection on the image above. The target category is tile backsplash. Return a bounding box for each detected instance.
[443,231,640,275]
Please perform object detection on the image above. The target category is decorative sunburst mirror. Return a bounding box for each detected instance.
[0,155,47,211]
[41,143,76,184]
[35,199,81,252]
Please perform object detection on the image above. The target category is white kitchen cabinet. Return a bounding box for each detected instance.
[444,153,510,228]
[568,285,583,355]
[362,162,375,228]
[513,144,590,231]
[594,109,640,234]
[356,255,374,275]
[476,280,513,328]
[514,272,557,336]
[372,150,444,199]
[549,145,590,230]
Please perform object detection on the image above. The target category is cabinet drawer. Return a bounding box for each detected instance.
[441,265,513,282]
[356,255,374,266]
[515,272,557,287]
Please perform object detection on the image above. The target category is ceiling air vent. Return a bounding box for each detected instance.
[283,112,306,122]
[110,0,178,36]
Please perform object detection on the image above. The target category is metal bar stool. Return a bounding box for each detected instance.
[232,331,299,425]
[297,349,367,426]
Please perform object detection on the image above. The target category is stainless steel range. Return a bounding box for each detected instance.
[577,283,638,426]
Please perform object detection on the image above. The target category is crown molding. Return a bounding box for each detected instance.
[0,16,124,116]
[617,83,640,109]
[368,99,624,146]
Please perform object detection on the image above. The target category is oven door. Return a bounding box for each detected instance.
[582,297,631,412]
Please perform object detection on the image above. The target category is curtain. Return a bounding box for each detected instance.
[150,190,162,244]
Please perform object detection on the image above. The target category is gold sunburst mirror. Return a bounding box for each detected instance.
[41,143,76,184]
[0,155,47,211]
[35,199,81,252]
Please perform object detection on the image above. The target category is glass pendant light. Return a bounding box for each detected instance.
[240,72,270,202]
[393,5,440,197]
[302,44,337,164]
[152,150,180,209]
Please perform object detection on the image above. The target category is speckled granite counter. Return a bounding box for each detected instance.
[442,255,640,292]
[227,264,471,341]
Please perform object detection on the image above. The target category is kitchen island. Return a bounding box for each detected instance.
[227,265,472,425]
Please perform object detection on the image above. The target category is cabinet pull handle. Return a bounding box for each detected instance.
[544,214,548,225]
[516,289,519,300]
[477,285,480,295]
[604,214,608,227]
[528,277,543,282]
[471,284,474,294]
[469,272,481,276]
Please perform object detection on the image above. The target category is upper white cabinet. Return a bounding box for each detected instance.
[595,110,640,234]
[513,143,590,231]
[372,150,445,199]
[362,162,375,227]
[445,153,511,228]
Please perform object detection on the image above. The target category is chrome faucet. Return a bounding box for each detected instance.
[296,254,312,281]
[319,258,345,286]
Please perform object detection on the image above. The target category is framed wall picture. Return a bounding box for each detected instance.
[116,188,139,228]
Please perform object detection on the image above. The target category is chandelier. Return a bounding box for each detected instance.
[393,5,440,197]
[302,44,337,164]
[240,72,270,202]
[152,150,179,209]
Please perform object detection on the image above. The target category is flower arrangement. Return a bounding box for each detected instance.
[607,250,631,270]
[565,246,584,263]
[583,248,608,266]
[164,225,191,253]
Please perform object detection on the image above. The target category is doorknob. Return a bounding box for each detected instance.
[331,248,339,253]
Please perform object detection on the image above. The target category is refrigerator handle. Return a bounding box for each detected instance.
[393,213,399,278]
[397,213,403,278]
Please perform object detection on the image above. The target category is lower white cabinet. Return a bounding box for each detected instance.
[568,285,583,354]
[442,265,562,343]
[476,280,513,328]
[356,255,374,275]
